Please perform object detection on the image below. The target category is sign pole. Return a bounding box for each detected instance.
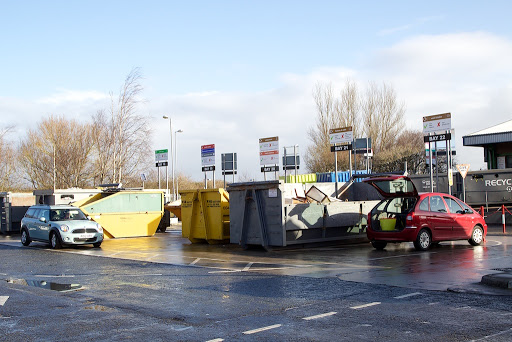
[294,145,298,180]
[429,139,433,192]
[447,133,451,195]
[463,177,466,202]
[283,147,287,183]
[335,146,339,198]
[349,148,353,178]
[204,172,207,189]
[158,167,161,189]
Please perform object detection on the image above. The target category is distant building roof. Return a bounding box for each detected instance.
[463,119,512,146]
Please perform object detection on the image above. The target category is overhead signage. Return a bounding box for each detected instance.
[201,144,215,167]
[456,164,470,179]
[259,136,279,165]
[155,149,168,163]
[202,165,215,172]
[331,144,352,152]
[423,132,452,143]
[261,165,278,172]
[423,113,451,134]
[329,127,353,145]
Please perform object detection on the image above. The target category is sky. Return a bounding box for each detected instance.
[2,1,512,182]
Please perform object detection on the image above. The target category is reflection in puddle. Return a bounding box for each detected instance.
[7,279,82,292]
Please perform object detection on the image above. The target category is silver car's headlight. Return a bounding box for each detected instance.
[96,223,103,232]
[59,225,69,232]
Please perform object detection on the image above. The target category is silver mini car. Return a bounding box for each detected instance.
[21,205,103,249]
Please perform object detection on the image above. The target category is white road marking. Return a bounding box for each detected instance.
[0,296,9,306]
[243,262,254,271]
[350,302,381,310]
[173,326,192,331]
[470,327,512,341]
[303,312,337,320]
[34,275,75,278]
[189,258,201,265]
[243,324,282,335]
[394,292,422,299]
[205,339,224,342]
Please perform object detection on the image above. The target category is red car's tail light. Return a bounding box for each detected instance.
[406,212,414,221]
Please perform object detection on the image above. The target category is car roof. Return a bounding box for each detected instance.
[30,204,78,210]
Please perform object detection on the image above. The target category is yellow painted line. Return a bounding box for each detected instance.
[303,312,337,320]
[243,324,282,335]
[350,302,381,309]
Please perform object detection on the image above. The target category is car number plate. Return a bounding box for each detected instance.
[79,233,94,239]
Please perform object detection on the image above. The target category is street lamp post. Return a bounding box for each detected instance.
[174,129,183,200]
[162,115,174,201]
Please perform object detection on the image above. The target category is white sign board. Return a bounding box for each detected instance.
[201,144,215,167]
[155,149,168,162]
[423,113,451,134]
[456,164,470,179]
[329,127,353,145]
[259,137,279,166]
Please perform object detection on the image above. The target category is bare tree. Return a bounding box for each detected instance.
[91,68,152,185]
[305,80,361,172]
[361,82,406,153]
[306,80,408,173]
[19,116,95,189]
[372,130,426,173]
[0,126,19,190]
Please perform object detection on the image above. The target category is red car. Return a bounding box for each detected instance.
[364,175,487,251]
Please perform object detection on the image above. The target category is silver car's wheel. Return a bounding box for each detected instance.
[50,232,62,249]
[21,229,31,246]
[469,226,484,246]
[414,229,431,251]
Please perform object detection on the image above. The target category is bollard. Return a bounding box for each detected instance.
[480,206,485,218]
[503,205,506,234]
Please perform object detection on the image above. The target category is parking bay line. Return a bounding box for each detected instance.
[303,312,337,320]
[243,324,282,335]
[0,296,8,306]
[350,302,381,310]
[394,292,422,299]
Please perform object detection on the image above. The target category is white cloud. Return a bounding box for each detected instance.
[37,88,108,105]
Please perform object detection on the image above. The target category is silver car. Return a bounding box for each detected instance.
[21,205,104,249]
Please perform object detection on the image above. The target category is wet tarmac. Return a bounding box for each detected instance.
[2,225,512,293]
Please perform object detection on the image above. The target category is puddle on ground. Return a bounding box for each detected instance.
[7,278,82,292]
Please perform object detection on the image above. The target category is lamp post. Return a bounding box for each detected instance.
[162,115,173,201]
[174,129,183,200]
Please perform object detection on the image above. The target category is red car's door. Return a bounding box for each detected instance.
[443,196,471,239]
[428,195,453,240]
